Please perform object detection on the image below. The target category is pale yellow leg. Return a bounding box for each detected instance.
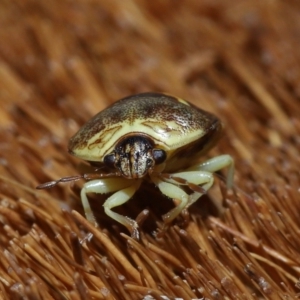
[103,180,142,236]
[187,154,234,188]
[81,178,133,225]
[150,175,189,223]
[162,171,214,207]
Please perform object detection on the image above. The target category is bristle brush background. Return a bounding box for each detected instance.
[0,1,299,299]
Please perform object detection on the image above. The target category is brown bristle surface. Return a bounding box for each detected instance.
[0,1,299,299]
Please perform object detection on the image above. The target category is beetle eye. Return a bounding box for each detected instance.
[103,153,116,168]
[152,149,166,165]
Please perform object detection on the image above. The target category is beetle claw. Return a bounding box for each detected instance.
[125,217,140,240]
[155,224,170,239]
[80,232,94,244]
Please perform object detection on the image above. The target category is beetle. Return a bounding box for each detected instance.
[37,92,234,238]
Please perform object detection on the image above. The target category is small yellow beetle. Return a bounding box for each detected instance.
[38,93,234,237]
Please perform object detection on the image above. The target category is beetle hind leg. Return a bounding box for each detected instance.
[151,171,214,224]
[164,171,214,208]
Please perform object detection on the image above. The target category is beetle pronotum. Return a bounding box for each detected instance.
[38,92,234,238]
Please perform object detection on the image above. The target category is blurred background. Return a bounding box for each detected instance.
[0,1,299,299]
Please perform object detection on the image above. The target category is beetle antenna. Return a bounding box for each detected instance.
[36,171,121,190]
[36,175,83,189]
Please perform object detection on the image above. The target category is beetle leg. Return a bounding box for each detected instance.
[81,178,133,226]
[150,176,189,224]
[187,154,234,188]
[102,180,142,238]
[160,173,205,193]
[159,171,214,207]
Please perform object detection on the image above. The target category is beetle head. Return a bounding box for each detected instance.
[104,136,166,179]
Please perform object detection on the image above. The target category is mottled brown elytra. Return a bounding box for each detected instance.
[37,92,234,238]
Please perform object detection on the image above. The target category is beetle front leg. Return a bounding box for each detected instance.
[151,170,215,226]
[150,177,189,224]
[102,180,142,238]
[81,178,133,226]
[187,154,234,188]
[160,171,214,209]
